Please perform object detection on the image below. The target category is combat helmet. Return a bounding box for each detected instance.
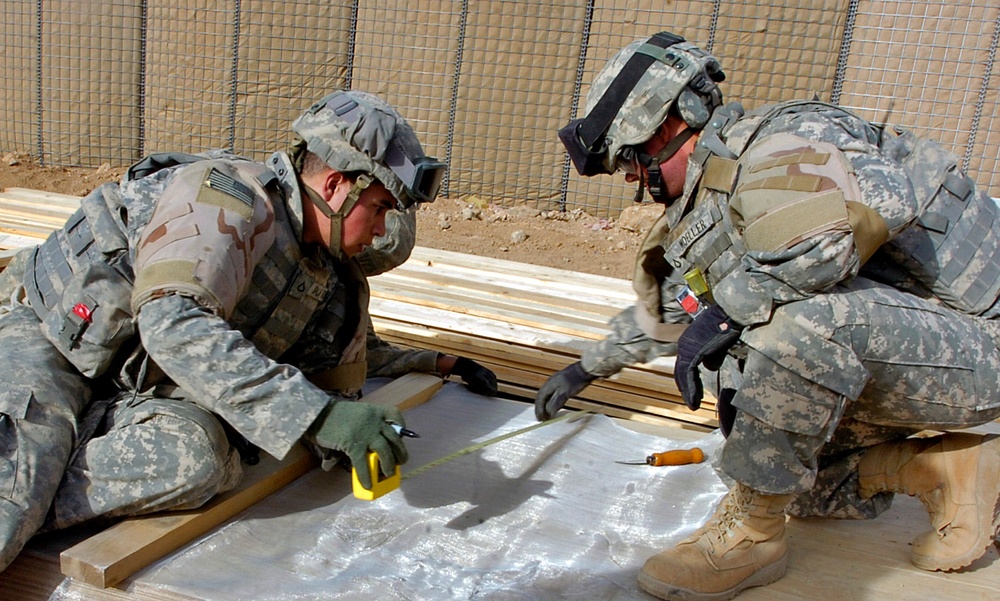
[291,90,444,259]
[292,90,445,210]
[559,32,725,202]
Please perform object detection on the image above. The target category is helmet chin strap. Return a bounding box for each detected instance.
[631,126,696,204]
[303,173,373,262]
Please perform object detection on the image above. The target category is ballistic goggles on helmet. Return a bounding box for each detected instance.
[558,31,685,178]
[295,91,446,210]
[382,136,446,206]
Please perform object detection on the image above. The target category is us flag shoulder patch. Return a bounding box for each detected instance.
[206,168,255,208]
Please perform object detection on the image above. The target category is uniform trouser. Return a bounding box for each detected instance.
[0,301,242,572]
[719,279,1000,519]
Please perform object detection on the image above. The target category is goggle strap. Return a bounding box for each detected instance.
[633,170,646,203]
[577,32,685,148]
[645,127,697,166]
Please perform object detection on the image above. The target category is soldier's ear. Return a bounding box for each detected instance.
[319,169,349,205]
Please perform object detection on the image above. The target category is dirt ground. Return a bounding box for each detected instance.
[0,152,660,280]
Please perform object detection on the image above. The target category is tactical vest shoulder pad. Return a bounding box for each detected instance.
[131,160,278,318]
[730,132,860,254]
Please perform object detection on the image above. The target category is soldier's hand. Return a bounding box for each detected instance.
[534,361,596,421]
[307,401,408,489]
[451,357,498,396]
[674,304,743,411]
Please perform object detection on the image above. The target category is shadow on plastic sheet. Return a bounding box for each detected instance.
[408,409,591,530]
[244,380,581,528]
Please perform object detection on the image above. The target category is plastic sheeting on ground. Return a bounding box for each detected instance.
[60,381,728,601]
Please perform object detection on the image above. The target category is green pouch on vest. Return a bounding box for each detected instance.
[38,260,136,378]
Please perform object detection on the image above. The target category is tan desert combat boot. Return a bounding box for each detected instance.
[858,432,1000,571]
[637,482,794,601]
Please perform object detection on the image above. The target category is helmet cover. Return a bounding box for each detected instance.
[585,36,725,171]
[292,90,443,208]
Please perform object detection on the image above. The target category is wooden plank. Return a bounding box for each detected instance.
[377,321,682,393]
[0,197,76,220]
[379,261,629,316]
[0,231,44,249]
[59,373,444,589]
[374,271,620,323]
[0,221,59,239]
[483,361,716,428]
[0,186,83,209]
[371,298,594,351]
[372,317,704,410]
[373,316,583,362]
[497,380,713,434]
[60,446,316,589]
[361,372,444,410]
[0,248,20,270]
[372,280,612,338]
[407,246,636,302]
[375,337,716,430]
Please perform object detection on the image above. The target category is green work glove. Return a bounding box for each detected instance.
[307,400,409,489]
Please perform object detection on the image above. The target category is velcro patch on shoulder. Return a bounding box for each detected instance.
[702,155,738,193]
[730,132,861,253]
[749,149,830,173]
[196,168,256,220]
[742,189,849,253]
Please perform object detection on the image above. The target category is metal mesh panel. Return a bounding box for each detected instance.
[349,1,461,191]
[835,1,1000,187]
[0,1,38,159]
[143,3,236,155]
[40,1,143,166]
[1,0,998,217]
[231,1,354,157]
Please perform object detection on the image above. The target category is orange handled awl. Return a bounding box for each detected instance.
[616,447,705,466]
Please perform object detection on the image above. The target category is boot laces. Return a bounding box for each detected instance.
[711,483,755,542]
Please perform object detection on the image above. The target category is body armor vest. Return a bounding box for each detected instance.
[872,130,1000,317]
[23,152,367,389]
[632,99,1000,341]
[24,184,135,377]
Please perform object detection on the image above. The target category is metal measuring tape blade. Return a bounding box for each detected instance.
[402,410,593,480]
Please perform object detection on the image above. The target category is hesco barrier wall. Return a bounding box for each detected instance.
[2,1,998,217]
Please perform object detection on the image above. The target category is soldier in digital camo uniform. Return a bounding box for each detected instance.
[537,31,1000,600]
[0,90,497,572]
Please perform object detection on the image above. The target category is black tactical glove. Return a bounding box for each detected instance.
[674,304,743,411]
[717,387,738,438]
[534,361,597,421]
[451,357,499,396]
[308,400,408,489]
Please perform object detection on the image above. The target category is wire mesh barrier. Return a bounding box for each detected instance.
[2,1,998,217]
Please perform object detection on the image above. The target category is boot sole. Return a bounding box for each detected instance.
[636,553,788,601]
[912,433,1000,571]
